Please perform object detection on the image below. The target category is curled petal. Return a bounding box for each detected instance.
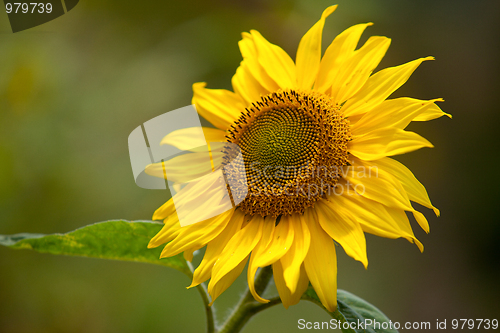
[273,261,309,309]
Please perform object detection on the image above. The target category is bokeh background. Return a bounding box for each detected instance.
[1,0,499,332]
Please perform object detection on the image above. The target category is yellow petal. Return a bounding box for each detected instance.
[145,151,223,183]
[148,214,181,248]
[273,261,309,309]
[238,33,279,93]
[251,216,294,268]
[315,199,368,268]
[413,101,452,121]
[340,159,413,211]
[279,214,311,293]
[247,216,294,302]
[160,127,226,151]
[144,161,168,179]
[342,56,434,117]
[152,169,232,228]
[192,82,245,130]
[232,60,268,105]
[160,209,234,258]
[296,5,337,90]
[303,208,338,312]
[349,127,433,160]
[152,197,176,221]
[412,210,430,234]
[369,157,439,217]
[385,206,424,252]
[189,210,246,288]
[247,216,276,303]
[314,23,373,93]
[176,185,230,227]
[326,193,423,251]
[183,246,199,262]
[209,255,249,305]
[351,98,444,136]
[250,30,297,89]
[209,214,263,286]
[331,36,391,103]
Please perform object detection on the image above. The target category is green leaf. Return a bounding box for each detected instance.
[302,286,398,333]
[0,220,190,276]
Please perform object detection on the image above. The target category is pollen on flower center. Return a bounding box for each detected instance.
[224,89,351,217]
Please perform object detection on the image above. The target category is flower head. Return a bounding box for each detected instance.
[147,5,450,311]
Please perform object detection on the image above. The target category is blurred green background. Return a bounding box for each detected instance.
[0,0,499,332]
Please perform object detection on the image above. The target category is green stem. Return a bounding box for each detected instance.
[197,282,216,333]
[217,266,276,333]
[249,296,282,314]
[187,262,216,333]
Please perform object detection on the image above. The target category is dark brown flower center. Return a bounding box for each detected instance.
[225,89,350,217]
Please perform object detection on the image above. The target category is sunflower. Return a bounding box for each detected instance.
[147,5,450,312]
